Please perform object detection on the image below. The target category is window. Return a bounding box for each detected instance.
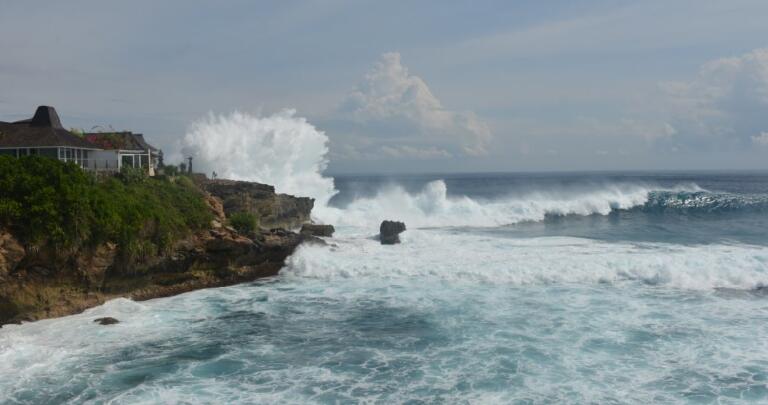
[39,148,58,158]
[121,155,134,168]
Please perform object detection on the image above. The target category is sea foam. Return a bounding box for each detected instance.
[285,232,768,291]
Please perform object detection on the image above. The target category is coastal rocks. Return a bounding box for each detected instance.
[94,317,119,325]
[380,220,406,245]
[300,224,335,237]
[0,182,314,326]
[0,229,25,276]
[203,179,314,229]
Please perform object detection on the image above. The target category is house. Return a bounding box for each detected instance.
[0,106,100,165]
[0,106,161,175]
[84,131,163,176]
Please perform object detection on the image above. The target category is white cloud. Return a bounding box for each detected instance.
[662,48,768,145]
[752,132,768,146]
[335,52,491,158]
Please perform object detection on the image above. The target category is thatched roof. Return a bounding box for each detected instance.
[0,106,97,149]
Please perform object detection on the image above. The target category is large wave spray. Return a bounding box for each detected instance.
[181,110,337,207]
[178,110,727,230]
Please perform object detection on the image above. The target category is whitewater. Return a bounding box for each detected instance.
[3,111,768,404]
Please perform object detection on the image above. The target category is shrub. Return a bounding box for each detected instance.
[118,166,148,184]
[0,156,212,257]
[163,165,179,177]
[228,212,259,234]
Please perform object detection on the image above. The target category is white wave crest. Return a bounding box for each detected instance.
[317,180,700,229]
[180,110,338,207]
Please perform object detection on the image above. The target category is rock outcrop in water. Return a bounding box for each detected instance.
[0,179,316,326]
[94,317,119,325]
[300,224,335,237]
[380,220,406,245]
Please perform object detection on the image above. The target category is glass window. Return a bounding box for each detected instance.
[0,149,17,156]
[121,155,134,168]
[39,148,58,158]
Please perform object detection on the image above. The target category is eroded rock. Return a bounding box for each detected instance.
[380,220,406,245]
[300,224,335,237]
[94,317,119,325]
[204,180,314,229]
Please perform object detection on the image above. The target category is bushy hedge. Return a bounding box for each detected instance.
[0,156,212,257]
[228,212,259,234]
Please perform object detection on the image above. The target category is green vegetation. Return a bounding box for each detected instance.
[0,156,212,260]
[228,212,259,234]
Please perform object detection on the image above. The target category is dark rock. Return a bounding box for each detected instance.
[300,224,335,237]
[94,317,119,325]
[380,220,406,245]
[203,179,314,229]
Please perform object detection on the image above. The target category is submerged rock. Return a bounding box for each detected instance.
[94,317,119,325]
[380,220,406,245]
[300,224,335,237]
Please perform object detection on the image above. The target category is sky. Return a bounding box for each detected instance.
[1,0,767,173]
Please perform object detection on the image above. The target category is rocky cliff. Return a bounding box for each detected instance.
[203,179,314,230]
[0,179,316,326]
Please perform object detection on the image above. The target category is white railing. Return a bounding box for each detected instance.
[59,158,149,172]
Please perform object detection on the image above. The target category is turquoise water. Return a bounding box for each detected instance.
[2,173,768,404]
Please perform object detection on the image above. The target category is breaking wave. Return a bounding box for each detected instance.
[180,110,338,207]
[177,110,763,230]
[318,180,710,229]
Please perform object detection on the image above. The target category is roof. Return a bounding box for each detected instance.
[83,132,159,153]
[0,106,98,149]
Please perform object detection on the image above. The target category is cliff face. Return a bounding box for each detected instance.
[0,180,316,326]
[203,179,314,230]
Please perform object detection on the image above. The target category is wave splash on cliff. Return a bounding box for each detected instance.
[321,180,703,228]
[180,110,338,207]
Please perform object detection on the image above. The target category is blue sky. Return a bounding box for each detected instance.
[1,0,767,172]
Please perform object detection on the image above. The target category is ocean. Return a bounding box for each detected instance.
[2,172,768,404]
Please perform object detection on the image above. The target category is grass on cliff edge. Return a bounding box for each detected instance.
[0,156,212,259]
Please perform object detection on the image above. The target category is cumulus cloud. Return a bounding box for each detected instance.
[752,132,768,146]
[662,48,768,147]
[333,52,491,159]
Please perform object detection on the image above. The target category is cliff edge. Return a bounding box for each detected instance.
[0,176,316,326]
